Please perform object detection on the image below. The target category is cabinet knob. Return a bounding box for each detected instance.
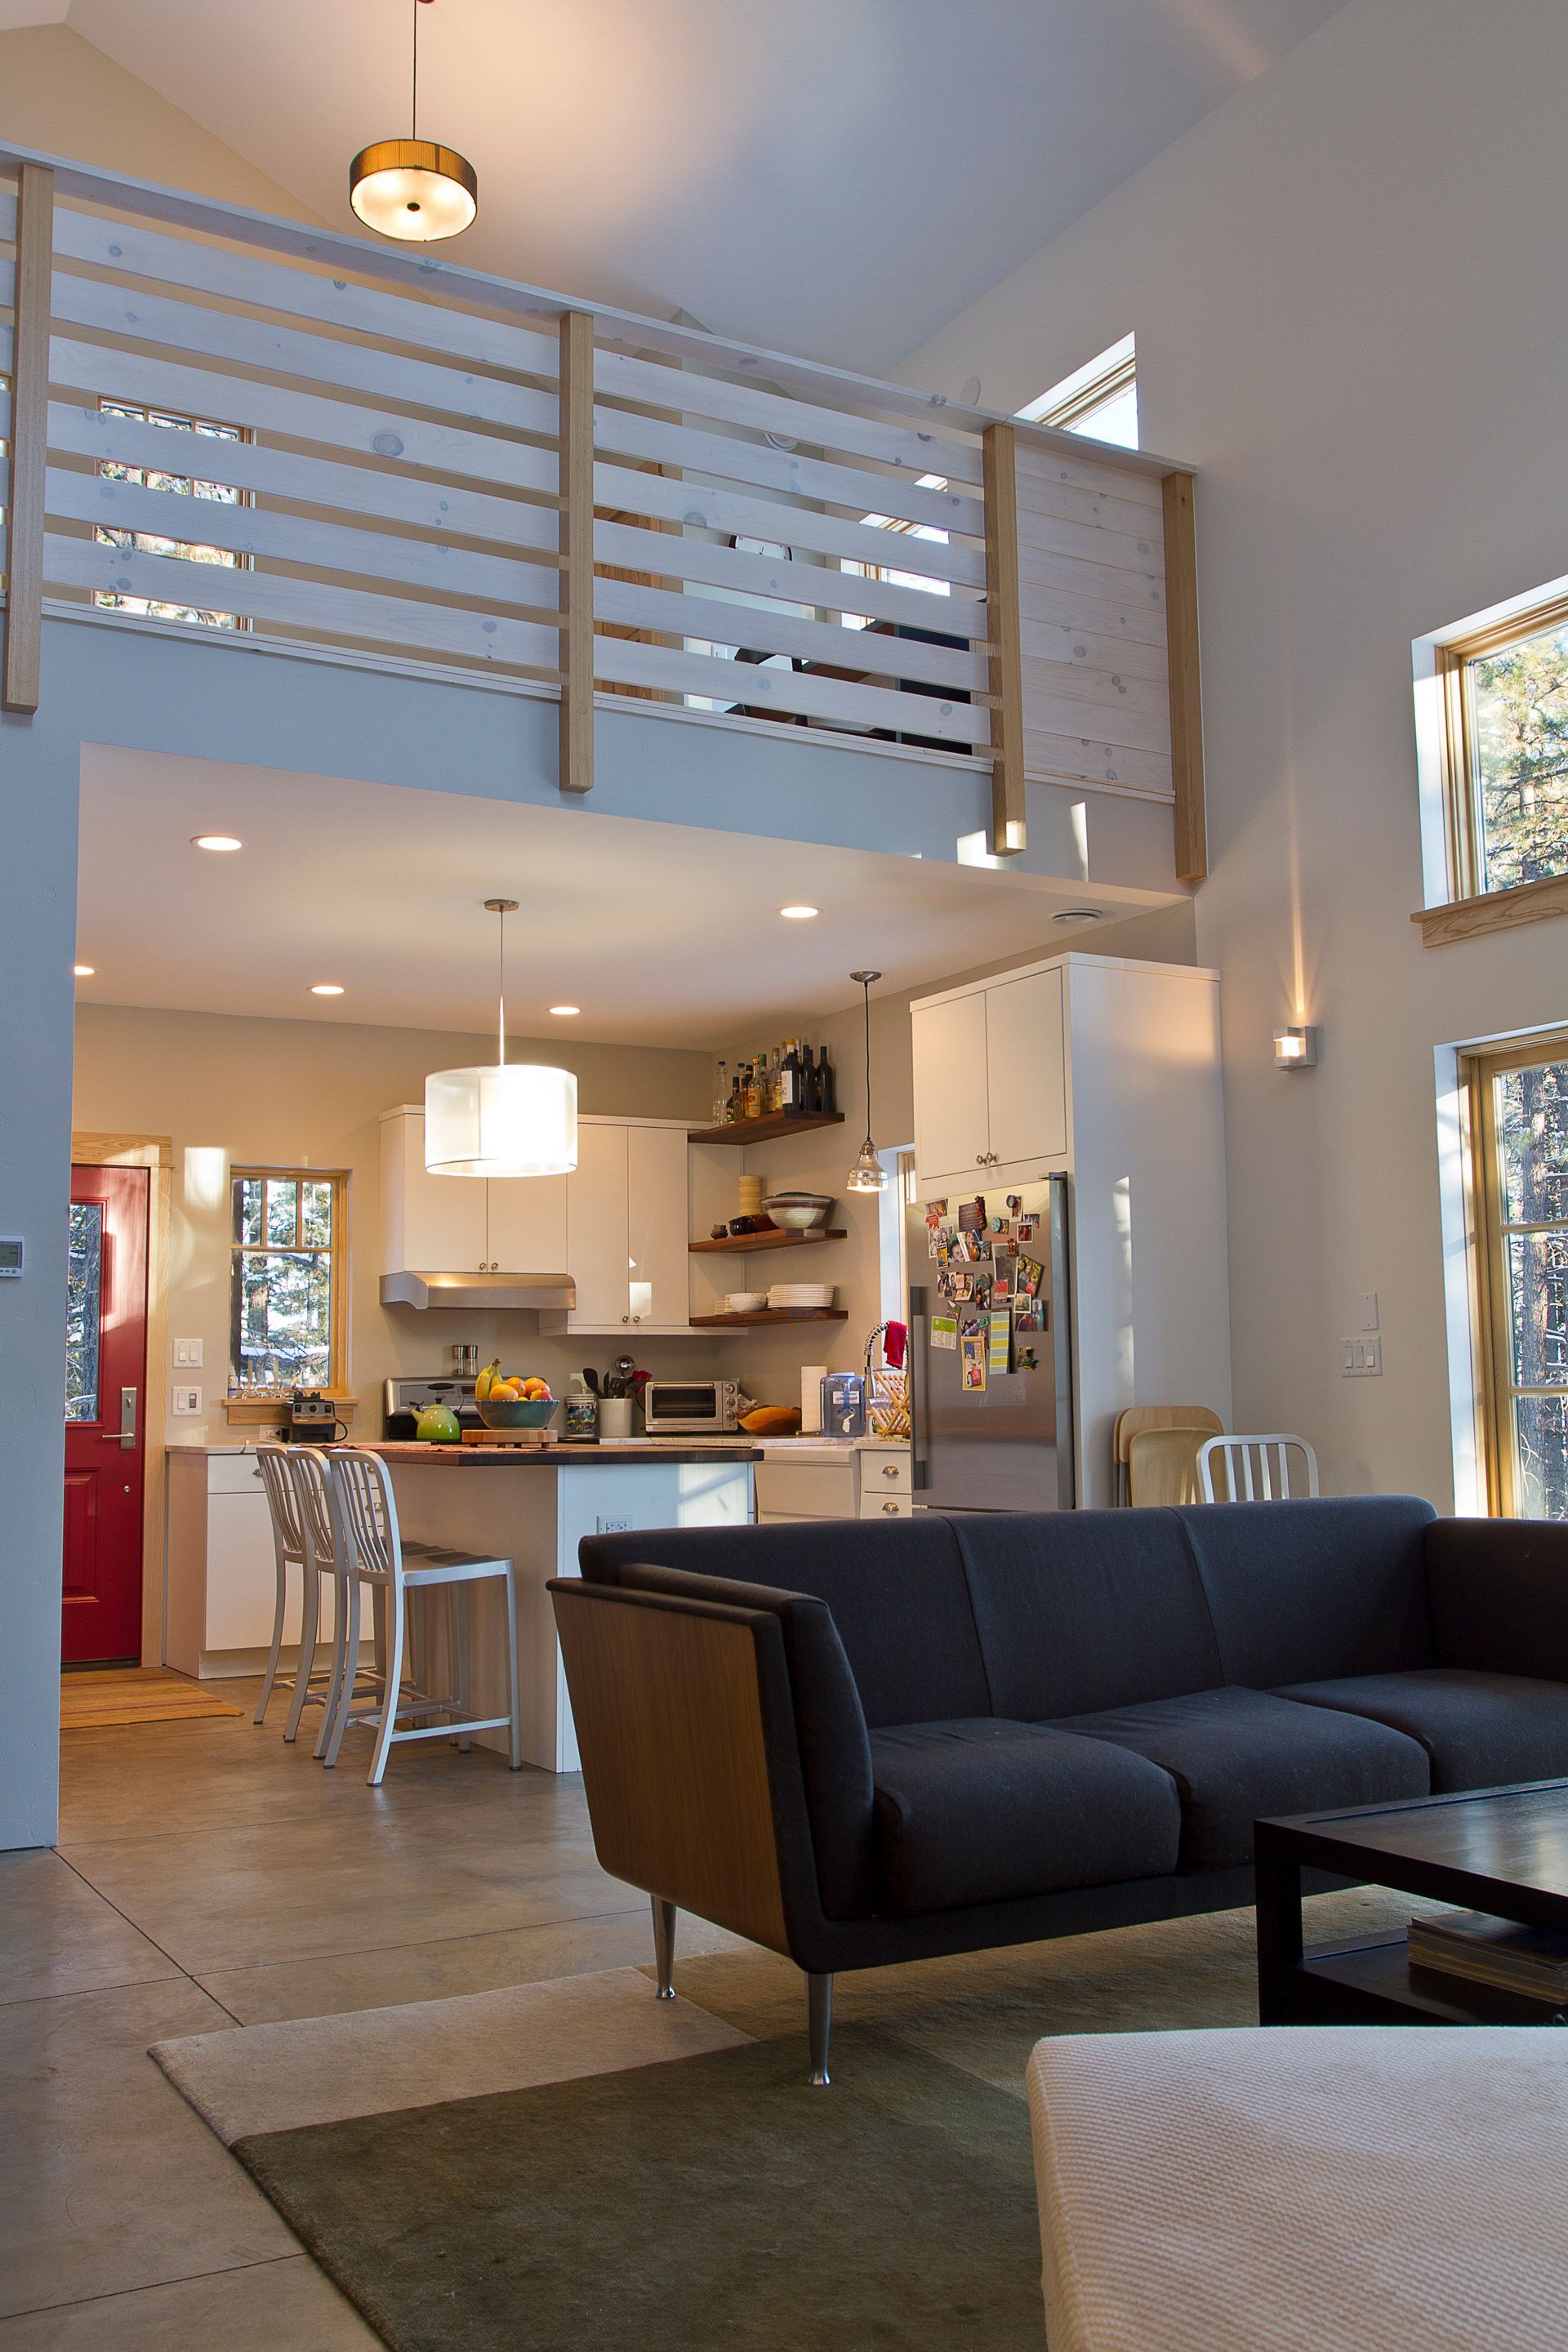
[882,1463,898,1479]
[622,1314,630,1324]
[882,1499,900,1514]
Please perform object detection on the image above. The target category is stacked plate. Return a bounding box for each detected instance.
[768,1281,836,1312]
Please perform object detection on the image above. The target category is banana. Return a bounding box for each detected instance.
[474,1356,501,1403]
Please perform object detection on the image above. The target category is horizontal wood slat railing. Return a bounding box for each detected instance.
[0,151,1207,868]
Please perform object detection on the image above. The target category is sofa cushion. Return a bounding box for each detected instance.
[869,1718,1182,1916]
[951,1508,1224,1719]
[1424,1518,1568,1683]
[578,1516,990,1729]
[1275,1668,1568,1793]
[1176,1497,1437,1690]
[1052,1686,1429,1869]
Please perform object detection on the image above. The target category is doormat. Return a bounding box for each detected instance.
[61,1667,246,1730]
[229,2029,1041,2352]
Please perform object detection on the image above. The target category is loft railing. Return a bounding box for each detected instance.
[0,149,1205,875]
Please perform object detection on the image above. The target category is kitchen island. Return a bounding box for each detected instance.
[367,1441,759,1771]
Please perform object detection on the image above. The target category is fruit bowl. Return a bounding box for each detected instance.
[476,1396,558,1432]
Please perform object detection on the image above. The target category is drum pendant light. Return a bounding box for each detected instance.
[350,0,478,243]
[845,969,890,1194]
[425,900,577,1178]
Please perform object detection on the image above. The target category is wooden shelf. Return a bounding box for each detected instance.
[689,1228,846,1255]
[688,1307,849,1328]
[688,1111,844,1146]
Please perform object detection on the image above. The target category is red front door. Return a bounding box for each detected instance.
[63,1165,149,1665]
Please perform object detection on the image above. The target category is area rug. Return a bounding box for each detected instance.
[60,1666,245,1729]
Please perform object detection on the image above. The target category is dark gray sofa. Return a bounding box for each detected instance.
[550,1499,1568,2079]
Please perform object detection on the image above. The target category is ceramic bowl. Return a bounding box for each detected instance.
[763,1195,832,1230]
[475,1396,558,1431]
[725,1291,767,1314]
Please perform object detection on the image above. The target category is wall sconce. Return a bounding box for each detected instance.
[1273,1026,1319,1071]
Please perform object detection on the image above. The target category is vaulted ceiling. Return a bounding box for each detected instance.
[19,0,1346,372]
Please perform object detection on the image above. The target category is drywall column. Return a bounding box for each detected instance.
[0,710,79,1847]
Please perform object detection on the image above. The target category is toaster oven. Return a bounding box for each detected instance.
[640,1379,743,1434]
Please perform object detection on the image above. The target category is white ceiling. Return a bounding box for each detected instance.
[44,0,1347,372]
[76,750,1174,1048]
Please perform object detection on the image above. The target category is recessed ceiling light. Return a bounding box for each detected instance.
[192,834,243,853]
[74,964,95,977]
[549,1004,581,1017]
[310,983,345,996]
[779,905,819,920]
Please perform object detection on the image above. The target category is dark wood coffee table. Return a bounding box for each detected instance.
[1256,1779,1568,2026]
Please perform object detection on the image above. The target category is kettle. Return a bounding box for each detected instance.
[414,1401,462,1446]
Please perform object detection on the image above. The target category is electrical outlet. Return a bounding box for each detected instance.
[172,1385,203,1416]
[173,1338,203,1367]
[596,1516,632,1535]
[1340,1337,1382,1378]
[1358,1293,1379,1333]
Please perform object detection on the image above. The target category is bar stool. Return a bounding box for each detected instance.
[255,1444,363,1740]
[321,1448,523,1786]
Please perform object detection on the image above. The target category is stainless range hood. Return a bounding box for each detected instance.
[380,1270,577,1312]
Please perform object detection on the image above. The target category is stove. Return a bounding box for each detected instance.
[383,1375,480,1440]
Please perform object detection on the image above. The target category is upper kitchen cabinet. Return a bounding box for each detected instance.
[549,1116,693,1335]
[911,966,1067,1192]
[380,1107,566,1276]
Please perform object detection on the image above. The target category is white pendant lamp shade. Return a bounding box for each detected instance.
[350,139,477,241]
[425,896,577,1177]
[425,1062,577,1178]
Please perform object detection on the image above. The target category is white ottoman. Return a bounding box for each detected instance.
[1027,2028,1568,2352]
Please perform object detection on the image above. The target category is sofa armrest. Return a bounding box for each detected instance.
[1424,1517,1568,1681]
[549,1579,840,1961]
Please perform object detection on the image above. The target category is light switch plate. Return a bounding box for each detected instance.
[1358,1293,1379,1332]
[173,1339,203,1367]
[596,1516,632,1535]
[172,1385,203,1416]
[1340,1337,1382,1377]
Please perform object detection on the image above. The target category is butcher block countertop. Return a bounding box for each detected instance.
[366,1441,762,1468]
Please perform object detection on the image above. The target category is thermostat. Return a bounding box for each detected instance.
[0,1237,23,1278]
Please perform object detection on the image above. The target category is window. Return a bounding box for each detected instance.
[840,474,952,631]
[230,1169,347,1392]
[1016,333,1138,450]
[1468,1037,1568,1518]
[1438,598,1568,902]
[94,401,250,630]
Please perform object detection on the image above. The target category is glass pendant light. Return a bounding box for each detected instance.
[350,0,478,243]
[425,899,577,1177]
[845,969,890,1194]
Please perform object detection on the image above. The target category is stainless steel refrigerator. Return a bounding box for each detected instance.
[907,1174,1074,1513]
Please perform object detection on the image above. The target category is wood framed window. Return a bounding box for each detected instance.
[1415,594,1568,943]
[229,1169,348,1395]
[93,399,252,630]
[1466,1033,1568,1518]
[1015,334,1138,450]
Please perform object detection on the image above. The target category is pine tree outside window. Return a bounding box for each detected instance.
[229,1169,348,1394]
[1468,1039,1568,1520]
[1440,600,1568,901]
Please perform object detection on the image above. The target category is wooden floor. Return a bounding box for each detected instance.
[60,1668,246,1731]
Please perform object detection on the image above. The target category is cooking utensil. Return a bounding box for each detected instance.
[581,1366,602,1396]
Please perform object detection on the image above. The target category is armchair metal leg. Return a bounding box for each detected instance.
[652,1897,676,1998]
[808,1971,833,2087]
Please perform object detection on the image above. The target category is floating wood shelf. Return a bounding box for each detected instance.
[689,1228,847,1255]
[687,1110,844,1146]
[688,1307,849,1328]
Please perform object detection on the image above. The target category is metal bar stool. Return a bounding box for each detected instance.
[256,1443,367,1740]
[321,1448,523,1785]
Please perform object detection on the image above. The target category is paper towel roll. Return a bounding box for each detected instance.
[800,1365,827,1434]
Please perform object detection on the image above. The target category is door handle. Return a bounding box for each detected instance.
[118,1386,136,1450]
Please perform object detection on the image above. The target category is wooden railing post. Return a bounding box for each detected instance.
[982,421,1026,856]
[1162,472,1207,882]
[2,162,53,715]
[557,309,595,795]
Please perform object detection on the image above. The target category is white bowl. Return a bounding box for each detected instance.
[763,1196,832,1230]
[725,1291,767,1314]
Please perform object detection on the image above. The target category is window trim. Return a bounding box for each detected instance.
[1463,1030,1568,1517]
[1018,342,1138,436]
[228,1165,350,1396]
[1414,581,1568,942]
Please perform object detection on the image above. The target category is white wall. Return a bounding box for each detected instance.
[896,0,1568,1505]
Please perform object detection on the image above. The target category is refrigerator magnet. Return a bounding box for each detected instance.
[957,1198,986,1234]
[960,1329,987,1390]
[988,1310,1012,1375]
[931,1315,958,1352]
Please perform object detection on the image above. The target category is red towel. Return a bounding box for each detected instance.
[884,1320,907,1370]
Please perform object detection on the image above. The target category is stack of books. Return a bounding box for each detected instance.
[1407,1909,1568,2002]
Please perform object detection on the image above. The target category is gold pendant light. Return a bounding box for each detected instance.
[350,0,477,244]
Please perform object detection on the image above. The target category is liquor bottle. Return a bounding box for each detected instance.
[726,1067,743,1124]
[800,1043,819,1116]
[713,1062,729,1125]
[816,1041,837,1116]
[779,1038,802,1116]
[745,1061,760,1120]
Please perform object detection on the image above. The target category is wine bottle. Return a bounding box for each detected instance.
[779,1038,801,1116]
[800,1043,819,1116]
[726,1068,742,1124]
[816,1042,836,1116]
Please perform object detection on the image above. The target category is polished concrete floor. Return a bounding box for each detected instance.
[0,1686,746,2345]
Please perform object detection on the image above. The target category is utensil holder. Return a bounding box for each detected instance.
[598,1397,634,1439]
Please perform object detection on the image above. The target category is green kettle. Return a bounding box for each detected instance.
[414,1401,462,1446]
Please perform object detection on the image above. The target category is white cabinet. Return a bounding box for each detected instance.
[380,1106,567,1274]
[166,1450,294,1677]
[486,1169,568,1274]
[557,1117,691,1334]
[911,967,1066,1190]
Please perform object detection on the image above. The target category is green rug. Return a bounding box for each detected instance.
[233,2028,1044,2352]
